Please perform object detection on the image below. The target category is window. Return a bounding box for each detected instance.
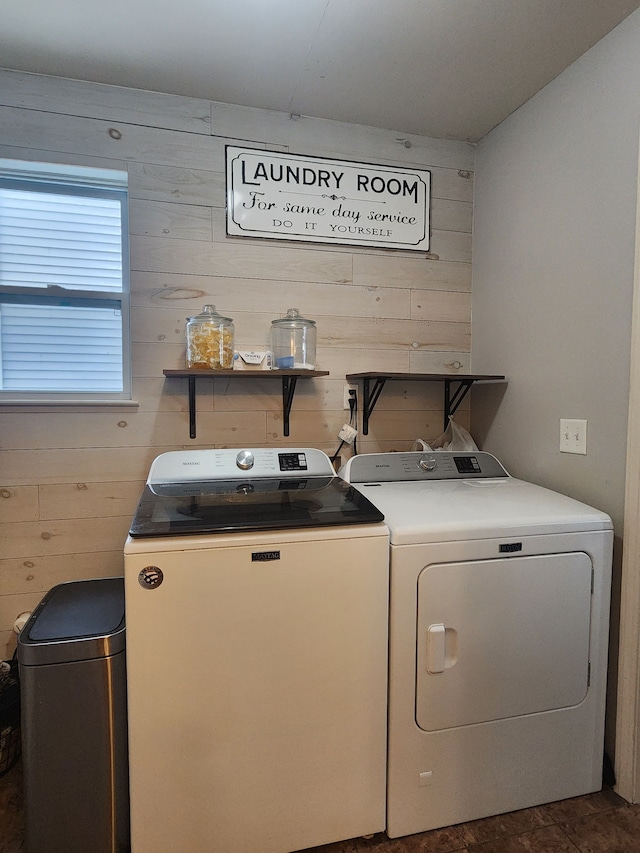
[0,160,131,402]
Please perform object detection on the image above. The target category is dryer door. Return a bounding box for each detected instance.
[415,552,592,731]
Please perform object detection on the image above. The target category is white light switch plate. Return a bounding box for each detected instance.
[560,419,587,454]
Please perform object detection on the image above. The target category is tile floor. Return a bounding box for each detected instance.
[2,759,640,852]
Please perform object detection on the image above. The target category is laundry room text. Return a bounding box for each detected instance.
[226,146,430,251]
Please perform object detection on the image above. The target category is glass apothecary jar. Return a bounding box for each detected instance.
[271,308,316,370]
[186,305,234,370]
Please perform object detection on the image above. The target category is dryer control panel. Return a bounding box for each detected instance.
[340,451,509,483]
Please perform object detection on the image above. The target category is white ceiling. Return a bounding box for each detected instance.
[2,0,640,142]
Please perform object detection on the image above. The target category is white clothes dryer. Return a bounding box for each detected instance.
[339,450,613,838]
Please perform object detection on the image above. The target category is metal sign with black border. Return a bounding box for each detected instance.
[226,145,430,251]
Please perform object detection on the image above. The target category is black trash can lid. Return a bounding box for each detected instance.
[18,578,125,666]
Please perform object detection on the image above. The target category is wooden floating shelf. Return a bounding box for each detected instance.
[163,369,330,439]
[345,372,506,435]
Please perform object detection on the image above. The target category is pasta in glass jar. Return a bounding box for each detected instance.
[185,305,234,369]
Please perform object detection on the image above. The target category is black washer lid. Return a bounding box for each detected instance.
[18,577,125,666]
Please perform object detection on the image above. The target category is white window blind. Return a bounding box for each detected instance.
[0,161,130,401]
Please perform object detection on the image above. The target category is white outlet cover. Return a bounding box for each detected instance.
[343,384,357,409]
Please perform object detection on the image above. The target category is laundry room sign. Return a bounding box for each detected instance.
[225,146,430,251]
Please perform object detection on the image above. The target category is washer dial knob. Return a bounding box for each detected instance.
[236,450,255,470]
[419,454,437,472]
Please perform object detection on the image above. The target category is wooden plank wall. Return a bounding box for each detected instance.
[0,69,474,653]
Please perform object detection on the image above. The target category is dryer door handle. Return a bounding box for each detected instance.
[427,623,446,673]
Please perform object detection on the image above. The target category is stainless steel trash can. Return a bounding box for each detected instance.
[17,577,129,853]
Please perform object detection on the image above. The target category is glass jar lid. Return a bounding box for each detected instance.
[271,308,316,328]
[188,304,233,323]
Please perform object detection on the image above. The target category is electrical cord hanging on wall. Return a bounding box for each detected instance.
[330,439,346,464]
[330,392,358,463]
[350,391,358,456]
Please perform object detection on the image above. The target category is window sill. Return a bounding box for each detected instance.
[0,399,140,407]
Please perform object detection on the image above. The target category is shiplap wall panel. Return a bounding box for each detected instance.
[133,314,470,354]
[353,381,466,412]
[411,290,472,323]
[430,168,474,203]
[212,379,326,413]
[1,552,123,597]
[352,254,471,291]
[354,407,472,451]
[0,411,267,451]
[0,107,226,169]
[130,235,354,282]
[129,199,213,241]
[273,409,449,445]
[210,378,455,413]
[131,314,471,356]
[311,317,471,350]
[0,69,476,651]
[134,378,214,413]
[0,68,212,133]
[0,446,180,486]
[38,481,146,520]
[266,410,361,444]
[210,102,475,171]
[0,142,128,174]
[428,230,472,263]
[133,341,186,376]
[410,351,471,373]
[313,346,412,375]
[127,162,224,205]
[430,199,473,233]
[1,487,39,523]
[131,277,412,322]
[1,517,132,560]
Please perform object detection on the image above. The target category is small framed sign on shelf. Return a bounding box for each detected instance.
[226,145,430,251]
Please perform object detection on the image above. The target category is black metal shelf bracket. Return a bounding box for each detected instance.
[362,378,479,435]
[163,369,329,440]
[443,379,475,429]
[361,377,387,436]
[188,375,197,439]
[170,370,501,441]
[281,375,298,438]
[346,373,505,435]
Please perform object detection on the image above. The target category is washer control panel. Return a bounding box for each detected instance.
[278,452,308,471]
[147,448,332,484]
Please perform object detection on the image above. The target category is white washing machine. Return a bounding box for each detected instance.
[124,448,389,853]
[339,450,613,838]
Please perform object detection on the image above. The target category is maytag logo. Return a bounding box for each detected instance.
[252,551,281,562]
[182,461,200,465]
[499,542,523,553]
